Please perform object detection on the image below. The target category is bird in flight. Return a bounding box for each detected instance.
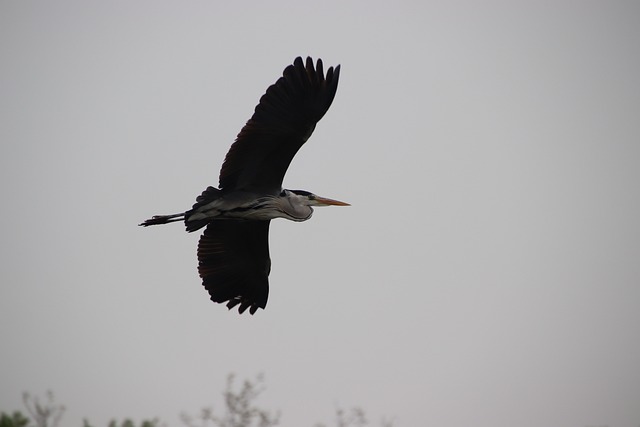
[140,57,348,314]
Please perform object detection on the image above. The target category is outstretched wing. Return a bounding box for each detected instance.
[218,57,341,194]
[197,220,271,314]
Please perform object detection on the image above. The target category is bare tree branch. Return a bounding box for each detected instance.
[180,374,279,427]
[22,391,65,427]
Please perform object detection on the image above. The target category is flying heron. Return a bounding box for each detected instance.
[140,57,348,314]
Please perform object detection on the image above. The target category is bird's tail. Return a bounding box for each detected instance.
[139,212,185,227]
[140,186,222,231]
[182,186,223,233]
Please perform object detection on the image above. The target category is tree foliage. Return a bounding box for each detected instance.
[314,406,395,427]
[9,376,393,427]
[83,419,160,427]
[0,412,30,427]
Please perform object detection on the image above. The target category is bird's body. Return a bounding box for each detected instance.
[140,57,347,314]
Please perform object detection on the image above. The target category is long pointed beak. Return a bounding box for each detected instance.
[314,196,350,206]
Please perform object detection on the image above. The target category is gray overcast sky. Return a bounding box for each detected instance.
[1,1,639,426]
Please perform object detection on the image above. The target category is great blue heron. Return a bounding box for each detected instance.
[140,57,347,314]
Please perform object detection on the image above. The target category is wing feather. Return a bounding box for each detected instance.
[218,57,341,193]
[197,220,271,314]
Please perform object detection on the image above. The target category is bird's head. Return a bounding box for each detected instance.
[285,189,350,207]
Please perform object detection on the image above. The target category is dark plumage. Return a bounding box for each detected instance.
[218,57,340,193]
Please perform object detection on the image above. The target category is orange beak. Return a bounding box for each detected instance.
[314,196,350,206]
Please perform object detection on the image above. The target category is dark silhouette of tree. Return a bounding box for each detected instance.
[22,391,64,427]
[180,374,280,427]
[9,375,393,427]
[0,412,30,427]
[83,419,161,427]
[314,406,394,427]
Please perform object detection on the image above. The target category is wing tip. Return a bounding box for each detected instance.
[292,56,340,81]
[226,297,266,315]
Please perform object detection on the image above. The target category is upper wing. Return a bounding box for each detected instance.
[218,57,341,193]
[197,219,271,314]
